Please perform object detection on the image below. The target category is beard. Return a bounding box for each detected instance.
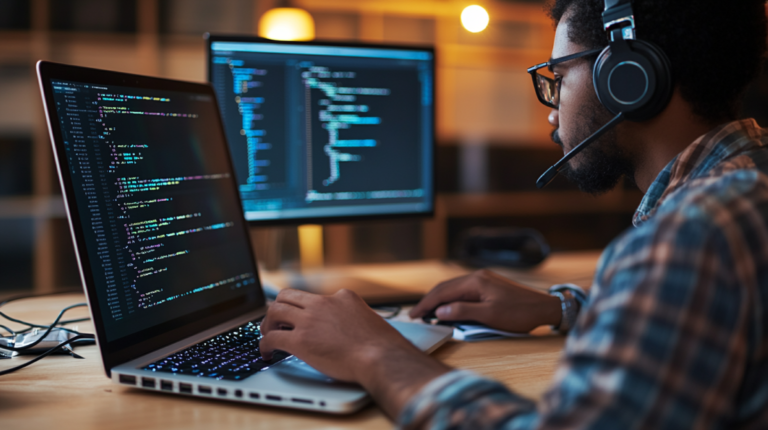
[551,105,634,195]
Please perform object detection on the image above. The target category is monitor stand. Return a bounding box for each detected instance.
[285,272,423,306]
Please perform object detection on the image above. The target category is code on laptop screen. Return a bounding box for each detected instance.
[50,80,258,342]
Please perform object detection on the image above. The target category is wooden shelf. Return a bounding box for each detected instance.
[440,189,643,218]
[0,196,66,220]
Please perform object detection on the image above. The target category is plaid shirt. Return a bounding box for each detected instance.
[399,119,768,430]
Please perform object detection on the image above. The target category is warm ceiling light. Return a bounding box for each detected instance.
[258,8,315,41]
[461,5,490,33]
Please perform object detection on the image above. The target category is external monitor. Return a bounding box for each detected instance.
[206,35,435,224]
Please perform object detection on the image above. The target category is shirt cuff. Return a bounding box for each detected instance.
[397,369,538,430]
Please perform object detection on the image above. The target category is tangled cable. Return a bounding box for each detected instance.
[0,290,95,376]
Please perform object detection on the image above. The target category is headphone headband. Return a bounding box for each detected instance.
[603,0,636,40]
[593,0,673,122]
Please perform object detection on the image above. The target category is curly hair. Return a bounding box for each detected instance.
[548,0,767,124]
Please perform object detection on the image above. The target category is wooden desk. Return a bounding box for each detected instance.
[0,252,599,430]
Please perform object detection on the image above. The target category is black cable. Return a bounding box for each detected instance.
[0,290,90,334]
[0,305,87,326]
[15,326,82,336]
[0,303,89,352]
[0,334,95,376]
[0,304,89,329]
[0,289,83,308]
[0,293,96,375]
[14,324,86,337]
[17,316,91,329]
[0,324,15,337]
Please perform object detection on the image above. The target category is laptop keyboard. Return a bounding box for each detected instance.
[142,321,291,381]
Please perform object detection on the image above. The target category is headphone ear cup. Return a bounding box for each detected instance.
[593,40,673,121]
[635,41,673,120]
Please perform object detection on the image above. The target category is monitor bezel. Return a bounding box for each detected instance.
[36,61,267,375]
[205,34,437,227]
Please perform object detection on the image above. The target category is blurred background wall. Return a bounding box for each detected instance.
[2,0,764,293]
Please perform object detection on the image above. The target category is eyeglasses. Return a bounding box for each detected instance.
[527,48,602,109]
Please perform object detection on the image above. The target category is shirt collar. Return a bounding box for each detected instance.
[633,119,765,227]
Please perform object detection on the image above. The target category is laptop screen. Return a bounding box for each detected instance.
[46,76,262,344]
[207,37,435,223]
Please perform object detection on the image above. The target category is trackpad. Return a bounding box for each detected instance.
[275,357,337,384]
[274,321,451,384]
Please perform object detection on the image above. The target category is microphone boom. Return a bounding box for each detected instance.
[536,112,626,189]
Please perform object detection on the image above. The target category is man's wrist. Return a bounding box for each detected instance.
[544,293,563,327]
[354,343,451,419]
[354,342,447,386]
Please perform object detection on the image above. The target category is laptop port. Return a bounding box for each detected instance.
[234,389,243,398]
[119,374,137,385]
[249,392,260,399]
[142,377,156,388]
[266,395,282,401]
[179,383,193,394]
[217,388,228,396]
[160,380,174,391]
[291,398,313,405]
[198,386,212,395]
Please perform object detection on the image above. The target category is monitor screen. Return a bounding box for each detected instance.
[207,37,435,223]
[45,76,261,344]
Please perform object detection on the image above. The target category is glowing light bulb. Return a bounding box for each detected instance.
[461,5,490,33]
[258,8,315,41]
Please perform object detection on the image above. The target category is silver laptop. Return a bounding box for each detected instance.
[36,61,451,414]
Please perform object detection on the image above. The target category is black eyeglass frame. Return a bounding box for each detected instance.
[527,48,603,109]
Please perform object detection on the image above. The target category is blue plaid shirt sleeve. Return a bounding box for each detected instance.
[398,121,768,430]
[399,210,745,429]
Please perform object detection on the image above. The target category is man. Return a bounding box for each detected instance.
[260,0,768,428]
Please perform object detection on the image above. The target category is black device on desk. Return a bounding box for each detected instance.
[421,310,482,327]
[206,35,436,304]
[456,227,550,269]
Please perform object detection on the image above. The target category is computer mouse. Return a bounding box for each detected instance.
[421,308,483,327]
[456,227,550,268]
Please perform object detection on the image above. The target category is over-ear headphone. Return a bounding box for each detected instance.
[536,0,675,188]
[593,0,673,121]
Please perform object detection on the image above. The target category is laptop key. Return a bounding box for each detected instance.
[142,321,290,381]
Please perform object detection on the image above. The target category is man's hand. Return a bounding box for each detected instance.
[260,288,451,418]
[409,269,562,333]
[259,288,416,382]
